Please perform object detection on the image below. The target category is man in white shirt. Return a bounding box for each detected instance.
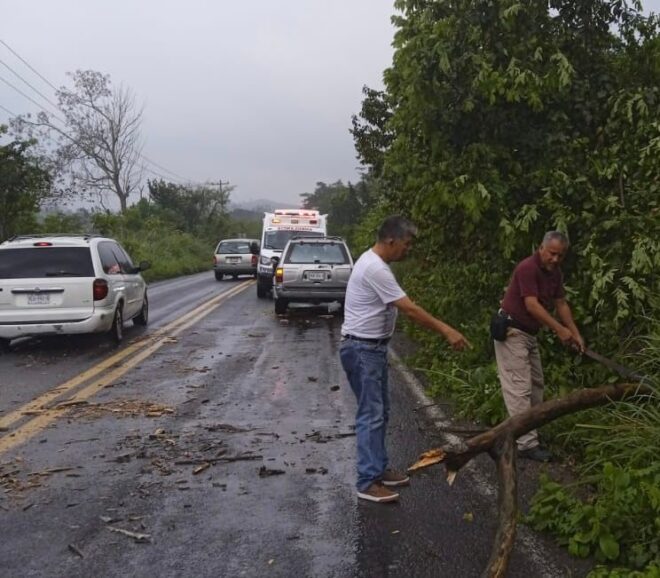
[340,215,470,503]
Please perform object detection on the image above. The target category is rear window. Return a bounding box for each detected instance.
[285,243,349,265]
[216,241,252,254]
[0,247,95,279]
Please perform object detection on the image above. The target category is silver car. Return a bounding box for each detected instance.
[273,236,353,314]
[213,238,259,281]
[0,234,150,351]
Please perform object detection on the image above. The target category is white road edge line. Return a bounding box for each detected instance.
[389,348,561,578]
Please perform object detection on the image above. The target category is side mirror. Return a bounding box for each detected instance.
[271,255,280,266]
[138,260,151,272]
[250,241,260,255]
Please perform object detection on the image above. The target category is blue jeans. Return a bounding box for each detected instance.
[340,339,390,491]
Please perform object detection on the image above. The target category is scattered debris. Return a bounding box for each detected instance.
[204,423,251,433]
[192,463,210,475]
[67,399,175,420]
[307,376,318,382]
[463,512,474,523]
[107,526,151,543]
[305,467,328,475]
[68,543,84,558]
[330,385,340,392]
[258,466,285,477]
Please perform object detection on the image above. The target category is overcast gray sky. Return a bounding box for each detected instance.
[2,1,659,208]
[1,0,396,207]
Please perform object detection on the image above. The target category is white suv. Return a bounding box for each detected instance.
[0,234,150,351]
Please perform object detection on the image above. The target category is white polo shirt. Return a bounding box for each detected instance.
[341,249,406,339]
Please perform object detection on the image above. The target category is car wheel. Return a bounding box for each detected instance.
[257,283,268,299]
[215,271,223,281]
[110,304,124,344]
[232,274,238,280]
[133,293,149,326]
[274,298,288,315]
[0,338,11,354]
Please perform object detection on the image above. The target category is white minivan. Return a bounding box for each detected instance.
[0,234,150,351]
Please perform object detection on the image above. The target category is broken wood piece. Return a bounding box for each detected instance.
[107,526,151,543]
[68,543,84,558]
[193,463,210,475]
[408,448,446,472]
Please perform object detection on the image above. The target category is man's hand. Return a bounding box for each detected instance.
[571,331,586,353]
[556,325,575,346]
[445,328,471,351]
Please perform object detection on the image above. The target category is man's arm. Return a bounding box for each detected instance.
[523,296,576,347]
[393,296,470,351]
[556,298,585,351]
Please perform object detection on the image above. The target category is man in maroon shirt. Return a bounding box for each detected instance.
[494,231,584,461]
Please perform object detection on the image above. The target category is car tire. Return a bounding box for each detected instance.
[110,303,124,344]
[274,298,288,315]
[257,282,268,299]
[215,271,223,281]
[133,293,149,326]
[0,338,11,354]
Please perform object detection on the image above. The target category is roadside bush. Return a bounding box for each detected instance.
[526,327,660,575]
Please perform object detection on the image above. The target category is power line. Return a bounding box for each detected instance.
[0,102,17,117]
[140,153,190,182]
[0,38,58,91]
[0,40,199,186]
[0,58,60,111]
[0,73,67,125]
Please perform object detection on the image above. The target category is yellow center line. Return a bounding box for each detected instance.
[0,280,253,436]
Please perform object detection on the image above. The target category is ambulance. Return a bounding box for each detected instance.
[256,209,327,298]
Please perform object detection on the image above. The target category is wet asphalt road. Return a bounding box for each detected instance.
[0,271,591,577]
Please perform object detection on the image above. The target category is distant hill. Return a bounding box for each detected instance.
[228,198,279,212]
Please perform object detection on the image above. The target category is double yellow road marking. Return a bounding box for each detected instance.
[0,280,253,454]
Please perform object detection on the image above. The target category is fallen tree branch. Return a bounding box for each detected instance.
[409,381,653,577]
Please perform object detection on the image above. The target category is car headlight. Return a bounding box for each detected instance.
[260,256,272,266]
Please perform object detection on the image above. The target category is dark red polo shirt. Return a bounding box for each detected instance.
[501,252,565,334]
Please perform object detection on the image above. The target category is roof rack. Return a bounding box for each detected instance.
[6,233,103,242]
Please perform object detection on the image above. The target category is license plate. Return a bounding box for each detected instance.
[27,293,50,305]
[307,271,325,281]
[227,257,241,263]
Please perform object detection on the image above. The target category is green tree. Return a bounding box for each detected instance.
[0,127,51,240]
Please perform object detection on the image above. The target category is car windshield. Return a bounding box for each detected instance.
[0,247,95,279]
[286,243,349,265]
[217,241,252,254]
[263,230,323,250]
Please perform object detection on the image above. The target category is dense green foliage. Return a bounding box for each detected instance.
[351,0,660,573]
[0,128,51,240]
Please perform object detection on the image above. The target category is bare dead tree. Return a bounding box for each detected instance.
[408,381,654,578]
[14,70,144,212]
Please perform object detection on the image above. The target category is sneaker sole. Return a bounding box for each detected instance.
[357,490,400,503]
[382,477,410,487]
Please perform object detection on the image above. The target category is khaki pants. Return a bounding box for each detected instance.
[494,329,544,451]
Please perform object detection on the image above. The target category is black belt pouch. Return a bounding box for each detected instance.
[490,311,510,342]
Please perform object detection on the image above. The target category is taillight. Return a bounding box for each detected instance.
[93,278,109,301]
[251,255,258,266]
[275,268,283,283]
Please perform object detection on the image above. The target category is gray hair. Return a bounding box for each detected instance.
[542,230,569,247]
[377,215,418,242]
